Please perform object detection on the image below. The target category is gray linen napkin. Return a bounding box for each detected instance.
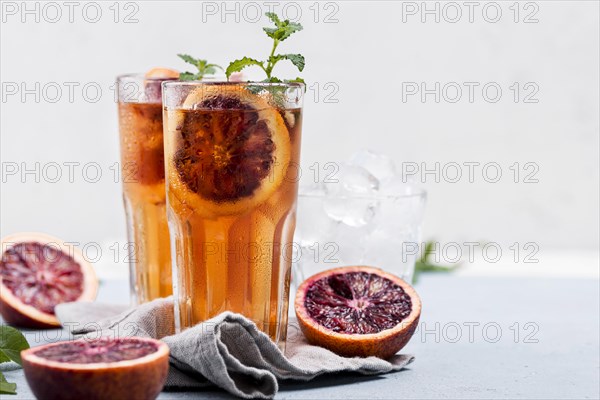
[56,298,414,399]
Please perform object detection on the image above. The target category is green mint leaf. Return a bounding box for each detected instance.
[263,13,302,41]
[412,271,420,284]
[413,240,462,284]
[416,261,458,273]
[265,12,282,26]
[196,59,208,70]
[204,64,224,76]
[414,240,461,274]
[420,241,435,263]
[285,77,307,92]
[206,64,224,72]
[0,350,8,364]
[0,383,17,395]
[226,57,264,79]
[0,372,17,395]
[277,54,305,71]
[178,55,223,79]
[264,22,302,42]
[0,326,30,366]
[278,21,302,41]
[263,26,279,39]
[231,12,304,82]
[177,54,198,66]
[285,77,306,85]
[179,72,197,81]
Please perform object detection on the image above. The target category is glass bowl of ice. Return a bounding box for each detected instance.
[292,150,427,288]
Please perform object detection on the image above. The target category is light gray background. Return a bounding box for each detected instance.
[1,1,599,277]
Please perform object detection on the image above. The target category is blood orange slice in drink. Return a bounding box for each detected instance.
[0,233,98,328]
[166,84,291,216]
[22,337,169,400]
[295,266,421,359]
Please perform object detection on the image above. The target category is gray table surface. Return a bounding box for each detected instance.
[2,275,599,399]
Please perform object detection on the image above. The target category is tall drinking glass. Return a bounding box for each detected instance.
[117,74,175,304]
[162,82,304,346]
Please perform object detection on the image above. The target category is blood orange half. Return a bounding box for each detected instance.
[295,266,421,359]
[0,232,98,328]
[21,337,169,400]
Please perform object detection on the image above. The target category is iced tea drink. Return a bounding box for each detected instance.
[162,82,303,345]
[117,74,176,304]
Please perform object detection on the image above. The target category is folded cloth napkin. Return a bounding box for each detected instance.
[56,298,414,399]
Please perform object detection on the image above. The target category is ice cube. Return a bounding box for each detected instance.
[324,163,379,196]
[349,150,397,183]
[322,164,380,227]
[323,197,378,227]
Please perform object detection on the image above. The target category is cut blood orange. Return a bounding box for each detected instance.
[166,84,291,216]
[295,266,421,359]
[145,67,179,79]
[21,337,169,400]
[142,68,179,103]
[0,233,98,328]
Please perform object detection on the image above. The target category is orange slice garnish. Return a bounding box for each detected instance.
[166,85,291,216]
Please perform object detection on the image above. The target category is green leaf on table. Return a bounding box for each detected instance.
[0,372,17,395]
[412,240,461,284]
[0,326,30,366]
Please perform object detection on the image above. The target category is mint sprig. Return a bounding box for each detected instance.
[413,241,461,283]
[226,12,305,82]
[226,57,263,78]
[177,54,223,81]
[0,325,30,395]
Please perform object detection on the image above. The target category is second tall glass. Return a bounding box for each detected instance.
[162,82,304,346]
[117,74,175,304]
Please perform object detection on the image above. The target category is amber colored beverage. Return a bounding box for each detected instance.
[117,75,174,304]
[163,82,303,345]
